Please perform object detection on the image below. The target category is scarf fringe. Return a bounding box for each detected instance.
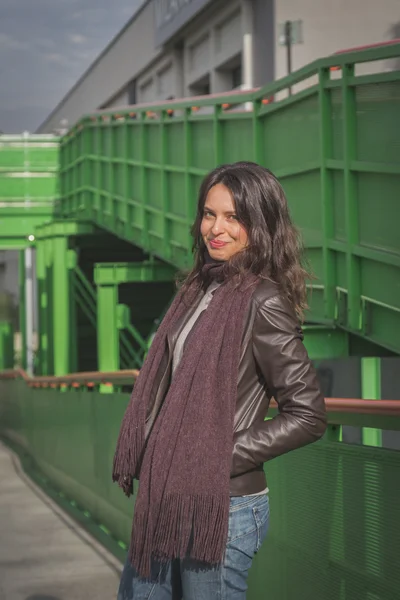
[112,405,145,496]
[130,493,230,579]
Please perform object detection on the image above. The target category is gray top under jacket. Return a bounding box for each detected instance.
[172,280,221,376]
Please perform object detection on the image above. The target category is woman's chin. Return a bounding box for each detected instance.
[208,247,228,261]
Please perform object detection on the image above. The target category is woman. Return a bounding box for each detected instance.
[114,161,327,599]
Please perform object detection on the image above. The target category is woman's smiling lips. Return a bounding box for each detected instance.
[209,239,228,249]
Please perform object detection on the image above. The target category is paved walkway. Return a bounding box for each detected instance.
[0,441,121,600]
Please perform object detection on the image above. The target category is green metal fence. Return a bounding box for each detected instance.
[0,134,60,249]
[1,373,399,600]
[56,43,400,356]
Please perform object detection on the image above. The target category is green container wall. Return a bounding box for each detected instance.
[57,44,400,355]
[1,379,400,600]
[0,135,59,247]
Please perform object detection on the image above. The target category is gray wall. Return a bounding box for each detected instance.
[274,0,400,81]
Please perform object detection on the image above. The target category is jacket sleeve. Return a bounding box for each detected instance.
[231,293,327,477]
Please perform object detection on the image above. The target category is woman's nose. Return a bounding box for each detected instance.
[211,218,225,235]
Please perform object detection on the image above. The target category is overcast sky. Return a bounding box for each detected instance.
[0,0,144,133]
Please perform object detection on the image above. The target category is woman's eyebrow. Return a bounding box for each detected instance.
[204,206,236,215]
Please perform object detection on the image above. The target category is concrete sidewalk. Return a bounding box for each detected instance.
[0,441,121,600]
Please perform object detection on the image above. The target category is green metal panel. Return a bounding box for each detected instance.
[55,43,400,355]
[303,325,349,360]
[0,135,59,247]
[1,379,400,599]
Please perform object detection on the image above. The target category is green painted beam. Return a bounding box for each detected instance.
[0,240,32,250]
[35,220,95,240]
[94,260,176,285]
[0,213,54,248]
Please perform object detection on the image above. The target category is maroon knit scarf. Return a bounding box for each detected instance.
[113,263,258,578]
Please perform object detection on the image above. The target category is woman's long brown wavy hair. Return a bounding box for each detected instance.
[179,161,311,319]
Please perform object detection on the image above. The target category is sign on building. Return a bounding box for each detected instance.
[154,0,213,47]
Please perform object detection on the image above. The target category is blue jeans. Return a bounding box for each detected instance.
[117,493,270,600]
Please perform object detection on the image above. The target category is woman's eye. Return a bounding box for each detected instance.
[228,215,238,221]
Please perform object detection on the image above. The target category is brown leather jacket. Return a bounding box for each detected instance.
[145,278,327,496]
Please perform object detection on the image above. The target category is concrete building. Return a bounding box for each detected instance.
[37,0,400,133]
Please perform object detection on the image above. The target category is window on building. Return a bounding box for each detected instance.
[231,64,242,90]
[189,74,211,97]
[128,80,136,105]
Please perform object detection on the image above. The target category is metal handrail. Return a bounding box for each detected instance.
[0,368,139,386]
[1,369,400,416]
[334,38,400,55]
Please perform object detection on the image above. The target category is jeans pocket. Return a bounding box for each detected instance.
[252,497,270,552]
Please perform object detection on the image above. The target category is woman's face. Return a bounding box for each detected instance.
[200,183,248,261]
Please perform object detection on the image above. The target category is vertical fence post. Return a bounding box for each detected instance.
[361,355,383,585]
[18,250,27,370]
[67,249,78,374]
[183,107,194,257]
[140,112,149,251]
[252,97,262,164]
[82,122,90,219]
[342,63,361,332]
[44,237,54,374]
[361,357,382,447]
[97,284,119,374]
[24,247,34,375]
[94,125,101,217]
[319,67,336,320]
[123,115,129,239]
[213,104,223,166]
[160,109,170,262]
[109,119,115,224]
[36,239,48,375]
[52,235,70,376]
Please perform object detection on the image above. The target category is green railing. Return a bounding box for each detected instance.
[0,134,59,248]
[1,369,399,599]
[57,43,400,354]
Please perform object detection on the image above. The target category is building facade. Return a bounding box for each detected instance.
[35,0,400,133]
